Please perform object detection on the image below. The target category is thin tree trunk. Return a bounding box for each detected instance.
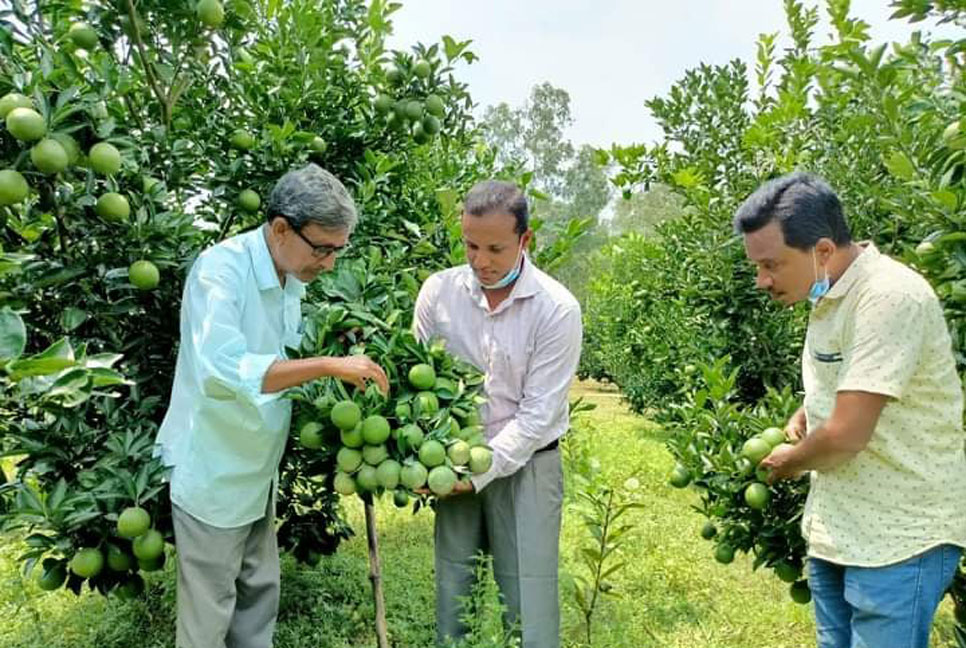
[364,496,390,648]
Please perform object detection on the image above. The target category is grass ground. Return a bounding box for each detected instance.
[1,381,959,647]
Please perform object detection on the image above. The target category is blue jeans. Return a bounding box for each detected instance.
[809,544,962,648]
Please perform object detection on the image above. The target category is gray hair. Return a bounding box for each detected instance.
[266,163,358,231]
[733,171,851,250]
[463,180,529,235]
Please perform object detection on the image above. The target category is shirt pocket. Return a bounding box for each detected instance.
[489,343,532,402]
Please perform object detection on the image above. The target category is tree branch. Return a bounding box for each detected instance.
[124,0,170,124]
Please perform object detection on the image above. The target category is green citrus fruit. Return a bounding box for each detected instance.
[714,543,735,565]
[393,489,409,508]
[331,400,362,431]
[230,129,255,150]
[96,192,130,221]
[412,120,430,144]
[669,464,691,488]
[419,439,446,467]
[428,465,457,496]
[362,443,389,466]
[70,547,104,578]
[237,189,261,212]
[468,446,492,474]
[393,99,409,120]
[374,94,394,114]
[425,94,444,117]
[408,363,436,390]
[434,376,457,397]
[197,0,225,28]
[50,133,80,165]
[376,459,401,490]
[6,107,45,141]
[115,574,145,600]
[138,553,165,572]
[37,561,67,590]
[774,562,802,583]
[0,93,32,119]
[117,506,151,539]
[416,391,439,416]
[308,136,327,154]
[461,409,482,427]
[340,424,364,448]
[299,422,324,449]
[790,580,811,604]
[29,139,67,174]
[700,521,717,540]
[0,169,29,205]
[129,260,160,291]
[132,529,164,561]
[413,59,431,78]
[422,115,441,135]
[447,440,471,466]
[386,66,404,85]
[362,415,391,445]
[333,471,356,495]
[336,447,363,473]
[401,423,424,450]
[400,461,428,490]
[68,22,99,49]
[744,482,770,510]
[741,437,772,464]
[355,464,378,492]
[89,142,121,175]
[405,100,423,120]
[394,402,412,420]
[761,427,786,447]
[106,544,134,572]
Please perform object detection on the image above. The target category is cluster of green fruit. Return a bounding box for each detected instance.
[0,91,160,291]
[670,425,811,605]
[303,361,493,508]
[373,58,446,144]
[36,506,164,598]
[225,127,327,215]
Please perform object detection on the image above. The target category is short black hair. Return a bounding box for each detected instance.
[463,180,529,235]
[733,172,852,250]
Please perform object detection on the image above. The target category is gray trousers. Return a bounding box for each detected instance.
[171,495,280,648]
[435,448,563,648]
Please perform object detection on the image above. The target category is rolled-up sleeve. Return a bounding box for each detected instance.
[185,263,282,408]
[471,304,583,492]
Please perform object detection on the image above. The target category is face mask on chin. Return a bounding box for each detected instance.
[478,239,526,290]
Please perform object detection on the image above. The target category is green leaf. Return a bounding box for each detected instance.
[0,307,27,363]
[884,151,915,180]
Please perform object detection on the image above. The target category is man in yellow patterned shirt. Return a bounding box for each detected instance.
[734,172,966,648]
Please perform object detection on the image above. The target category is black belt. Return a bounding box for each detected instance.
[536,438,559,453]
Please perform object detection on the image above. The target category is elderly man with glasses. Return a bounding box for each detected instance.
[156,163,388,648]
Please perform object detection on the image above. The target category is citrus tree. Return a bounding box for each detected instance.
[584,0,966,623]
[0,0,511,603]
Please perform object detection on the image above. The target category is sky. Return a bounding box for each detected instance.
[386,1,958,149]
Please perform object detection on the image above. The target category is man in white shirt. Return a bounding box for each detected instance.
[413,180,582,648]
[157,164,388,648]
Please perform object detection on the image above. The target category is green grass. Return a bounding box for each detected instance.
[1,381,959,647]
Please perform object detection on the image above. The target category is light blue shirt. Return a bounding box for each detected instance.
[156,225,305,528]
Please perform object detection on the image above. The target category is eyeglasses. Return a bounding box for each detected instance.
[280,216,351,259]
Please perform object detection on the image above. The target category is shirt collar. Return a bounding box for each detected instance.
[249,225,305,297]
[459,254,541,311]
[822,241,878,302]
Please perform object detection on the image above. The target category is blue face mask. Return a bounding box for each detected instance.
[808,248,830,305]
[479,241,525,290]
